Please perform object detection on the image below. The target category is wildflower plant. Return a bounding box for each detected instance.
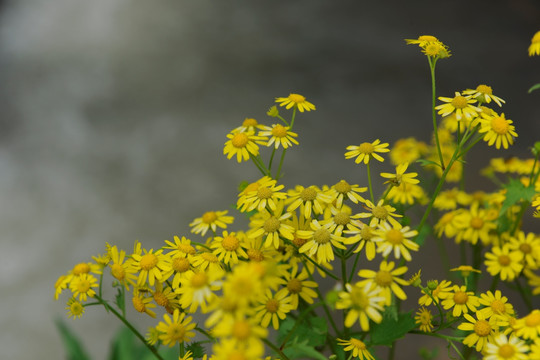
[55,34,540,360]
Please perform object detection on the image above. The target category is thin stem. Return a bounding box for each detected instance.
[429,56,445,170]
[348,252,361,283]
[340,249,347,287]
[250,153,269,177]
[275,149,287,180]
[302,254,340,281]
[264,338,291,360]
[366,162,375,204]
[268,147,277,172]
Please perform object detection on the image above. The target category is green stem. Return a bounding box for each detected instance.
[429,56,445,170]
[275,149,287,180]
[263,338,291,360]
[250,153,269,177]
[94,295,164,360]
[366,162,375,204]
[268,147,277,172]
[195,326,215,342]
[348,252,361,283]
[302,254,340,281]
[340,249,347,287]
[279,302,324,350]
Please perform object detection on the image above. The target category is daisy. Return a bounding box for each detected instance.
[286,185,332,219]
[280,266,318,310]
[380,162,419,186]
[415,307,434,332]
[189,210,234,236]
[435,92,482,120]
[372,222,419,262]
[484,333,530,360]
[458,311,499,352]
[326,179,367,208]
[336,282,385,330]
[478,290,515,319]
[254,288,294,330]
[529,30,540,56]
[130,248,173,287]
[405,35,439,47]
[434,188,472,211]
[132,288,157,318]
[344,220,380,261]
[389,137,428,166]
[456,204,496,245]
[210,230,248,266]
[155,309,196,347]
[163,235,196,258]
[345,139,390,164]
[418,280,453,307]
[258,124,299,149]
[69,273,98,302]
[297,219,347,264]
[275,93,315,113]
[232,117,264,133]
[337,338,375,360]
[248,206,294,249]
[170,255,193,289]
[386,182,426,206]
[478,112,518,150]
[354,199,403,228]
[485,245,524,281]
[507,231,540,270]
[239,178,287,213]
[463,84,505,107]
[108,245,137,291]
[358,260,409,305]
[442,285,480,317]
[176,269,223,313]
[514,310,540,340]
[223,130,267,163]
[212,338,264,360]
[152,282,180,312]
[320,205,354,236]
[434,209,468,239]
[212,315,267,354]
[65,298,85,319]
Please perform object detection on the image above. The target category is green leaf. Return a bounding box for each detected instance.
[55,317,91,360]
[499,178,536,217]
[186,342,206,359]
[277,316,328,348]
[108,326,135,360]
[419,347,439,360]
[370,310,416,346]
[416,159,442,169]
[414,223,432,247]
[282,339,328,360]
[528,83,540,93]
[114,287,125,315]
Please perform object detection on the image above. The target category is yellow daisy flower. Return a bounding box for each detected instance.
[65,298,85,319]
[389,137,428,166]
[163,235,196,258]
[212,338,264,360]
[337,338,375,360]
[345,139,390,164]
[132,288,157,318]
[435,91,481,120]
[442,285,480,317]
[297,219,347,264]
[524,269,540,295]
[354,199,403,228]
[358,260,409,305]
[189,210,234,236]
[485,245,524,281]
[191,250,223,273]
[450,265,481,278]
[344,220,380,261]
[326,179,367,208]
[258,124,299,149]
[386,182,426,206]
[372,221,419,262]
[507,231,540,270]
[415,307,434,332]
[254,288,294,330]
[210,230,248,266]
[176,269,223,313]
[232,117,264,133]
[280,265,318,309]
[462,84,505,107]
[286,185,332,219]
[456,204,497,245]
[380,162,419,186]
[239,178,287,213]
[336,282,385,330]
[418,279,453,307]
[108,245,137,291]
[458,311,499,352]
[54,275,69,300]
[434,209,468,239]
[275,93,315,113]
[478,290,515,319]
[478,112,518,150]
[223,130,266,163]
[131,248,173,287]
[212,315,267,356]
[69,273,98,302]
[248,206,294,249]
[320,204,355,236]
[155,309,196,347]
[422,40,451,58]
[529,30,540,56]
[405,35,439,47]
[433,188,472,211]
[484,333,530,360]
[514,310,540,340]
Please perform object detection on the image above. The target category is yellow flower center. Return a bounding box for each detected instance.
[476,84,492,95]
[231,133,249,148]
[473,320,491,337]
[70,302,84,316]
[386,229,404,245]
[222,234,240,251]
[266,299,279,313]
[453,291,468,305]
[111,264,125,280]
[287,278,303,294]
[490,299,506,314]
[498,255,511,266]
[334,212,350,226]
[519,243,532,254]
[300,186,318,201]
[167,323,186,342]
[257,186,273,199]
[172,257,190,273]
[350,287,370,310]
[178,243,196,255]
[153,291,169,306]
[424,43,442,56]
[375,270,393,287]
[349,338,367,350]
[419,310,432,324]
[525,311,540,327]
[498,344,515,358]
[232,320,251,340]
[272,124,288,138]
[191,273,208,288]
[292,236,308,248]
[334,180,352,194]
[247,248,264,261]
[372,206,388,219]
[263,216,281,233]
[202,211,218,224]
[361,226,373,240]
[451,96,468,109]
[313,228,331,244]
[491,117,510,135]
[73,263,90,275]
[132,296,146,313]
[358,142,374,154]
[140,253,158,270]
[77,279,91,293]
[242,118,258,127]
[288,93,306,103]
[201,252,219,263]
[470,217,484,229]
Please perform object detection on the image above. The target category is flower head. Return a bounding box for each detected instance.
[484,333,530,360]
[189,210,234,236]
[415,307,434,332]
[478,112,518,150]
[258,124,299,149]
[223,131,267,163]
[337,338,375,360]
[275,93,315,112]
[155,309,196,347]
[529,30,540,56]
[345,139,390,165]
[462,85,505,107]
[436,92,482,120]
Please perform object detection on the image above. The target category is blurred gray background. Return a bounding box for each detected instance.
[1,0,539,359]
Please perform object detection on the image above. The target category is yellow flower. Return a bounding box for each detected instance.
[405,35,439,46]
[69,273,98,302]
[463,84,505,107]
[212,315,267,354]
[345,139,390,164]
[529,30,540,56]
[354,199,403,227]
[223,130,267,163]
[435,91,481,120]
[478,111,518,150]
[372,222,419,262]
[442,285,480,317]
[326,179,367,208]
[344,220,380,261]
[336,282,385,330]
[418,279,452,306]
[485,245,524,281]
[275,93,315,113]
[239,177,287,213]
[450,265,481,278]
[514,310,540,340]
[433,188,472,211]
[458,311,499,352]
[380,162,419,186]
[232,117,264,133]
[212,338,264,360]
[297,219,347,264]
[507,231,540,270]
[131,248,173,287]
[176,269,223,313]
[258,124,299,149]
[155,309,196,347]
[389,137,428,166]
[189,210,234,236]
[456,204,497,245]
[254,288,294,330]
[210,230,248,265]
[358,260,409,305]
[280,266,318,309]
[163,236,197,258]
[524,269,540,295]
[415,307,434,332]
[386,182,426,205]
[108,245,137,291]
[65,298,85,319]
[478,290,515,319]
[337,338,375,360]
[248,206,294,249]
[132,288,157,318]
[434,209,468,239]
[287,185,332,219]
[484,333,530,360]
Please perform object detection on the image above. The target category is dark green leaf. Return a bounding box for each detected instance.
[282,339,328,360]
[499,178,536,217]
[55,317,91,360]
[186,342,206,359]
[277,316,328,348]
[108,326,135,360]
[370,311,416,346]
[416,159,442,169]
